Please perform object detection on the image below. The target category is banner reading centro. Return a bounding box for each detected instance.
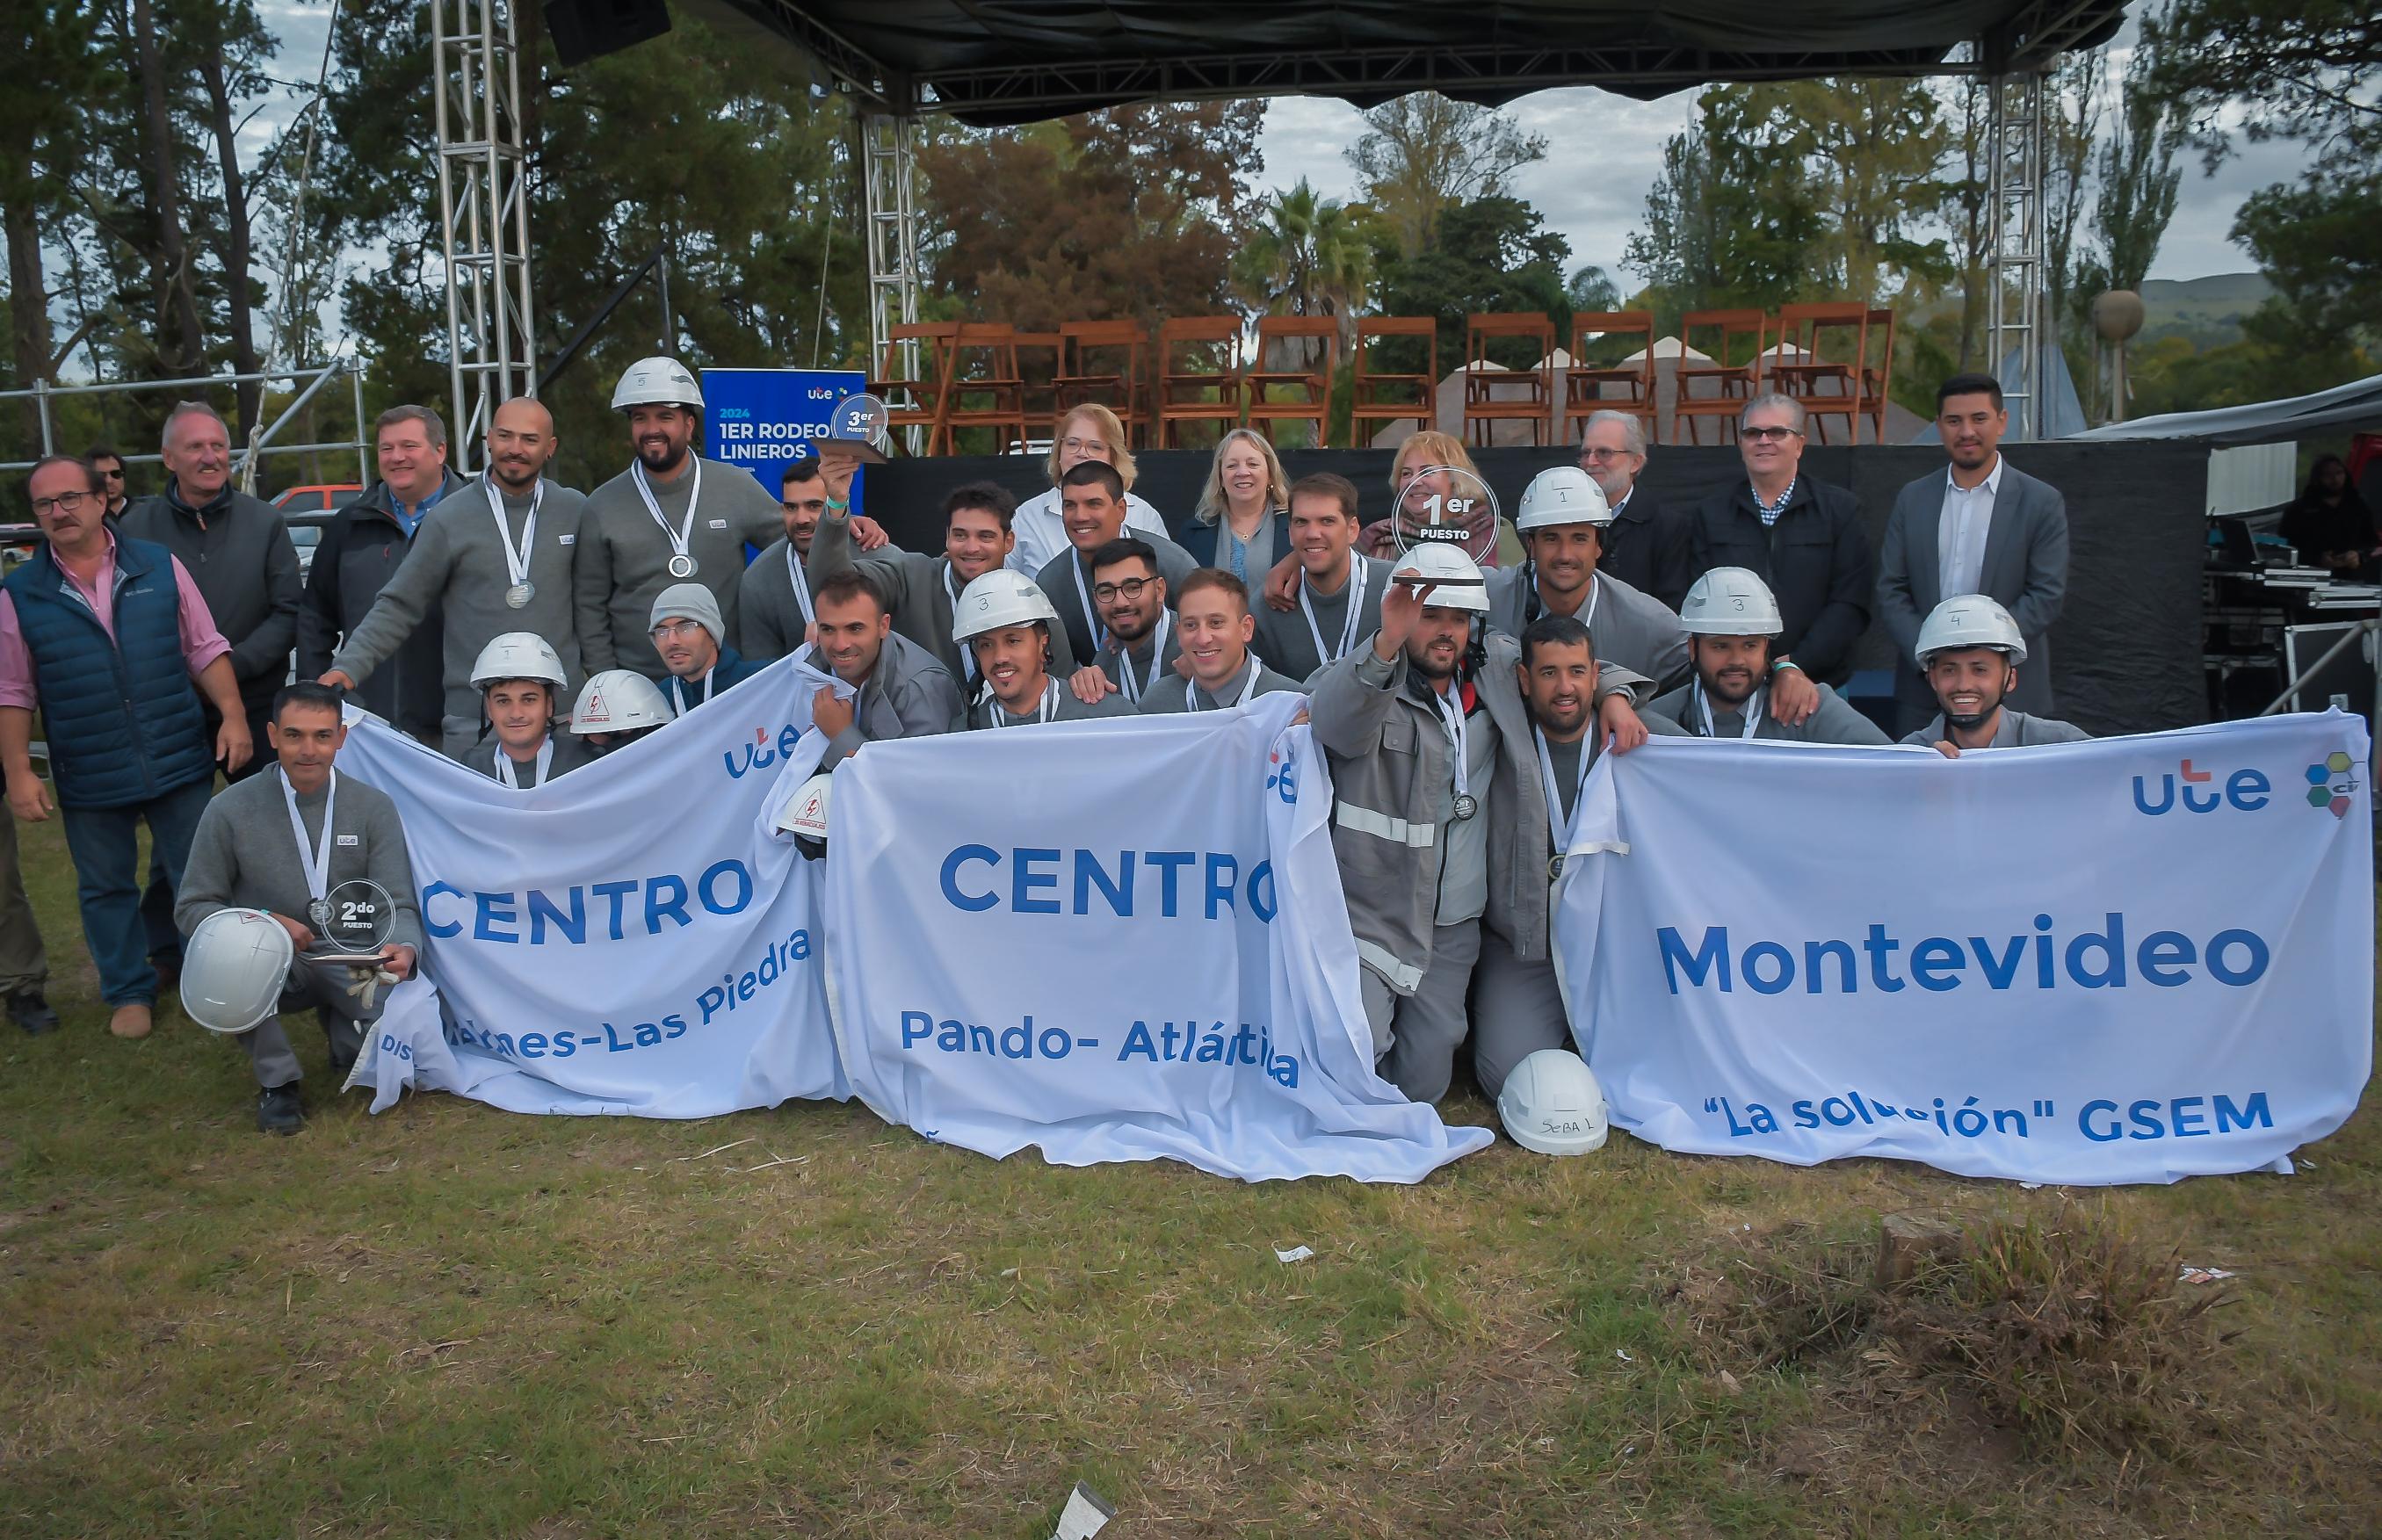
[342,657,848,1116]
[1557,713,2375,1184]
[825,693,1494,1183]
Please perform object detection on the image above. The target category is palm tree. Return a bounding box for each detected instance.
[1235,179,1375,362]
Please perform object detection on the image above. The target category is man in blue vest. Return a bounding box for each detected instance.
[0,456,253,1040]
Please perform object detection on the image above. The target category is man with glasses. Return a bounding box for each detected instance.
[1068,539,1183,706]
[647,583,764,715]
[86,446,132,518]
[1684,394,1873,690]
[1575,410,1691,610]
[1,456,252,1041]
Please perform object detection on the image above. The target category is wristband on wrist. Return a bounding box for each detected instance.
[826,495,851,512]
[1770,658,1801,675]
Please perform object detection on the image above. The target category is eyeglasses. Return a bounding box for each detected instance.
[31,490,94,517]
[98,467,126,481]
[1058,437,1110,458]
[1741,426,1803,444]
[1579,447,1637,463]
[648,619,706,641]
[1091,576,1155,604]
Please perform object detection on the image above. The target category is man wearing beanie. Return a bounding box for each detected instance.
[647,582,764,714]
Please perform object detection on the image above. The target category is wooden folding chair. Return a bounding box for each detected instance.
[871,321,959,456]
[1561,310,1658,446]
[1349,316,1437,443]
[1009,330,1063,450]
[1244,316,1338,449]
[1857,307,1897,446]
[1770,303,1871,444]
[1055,321,1149,445]
[1461,312,1557,447]
[934,323,1027,457]
[1672,309,1769,445]
[1155,316,1246,448]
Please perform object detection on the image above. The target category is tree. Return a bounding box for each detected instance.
[1943,70,1994,370]
[1232,179,1375,351]
[2088,44,2184,294]
[1777,79,1952,303]
[1347,94,1546,256]
[1373,194,1570,372]
[2042,47,2105,353]
[1567,266,1619,313]
[1623,86,1821,324]
[0,3,98,443]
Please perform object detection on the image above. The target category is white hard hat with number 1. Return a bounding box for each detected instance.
[1515,464,1612,531]
[612,356,705,412]
[1679,567,1784,637]
[1916,594,2027,665]
[469,631,568,690]
[180,907,296,1035]
[1387,541,1492,613]
[952,568,1061,644]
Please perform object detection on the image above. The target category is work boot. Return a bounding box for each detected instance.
[256,1082,305,1136]
[108,1002,154,1039]
[7,988,58,1036]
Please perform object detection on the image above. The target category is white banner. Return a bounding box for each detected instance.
[1558,713,2375,1184]
[342,656,849,1116]
[825,694,1494,1182]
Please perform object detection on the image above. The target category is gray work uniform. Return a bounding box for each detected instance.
[963,679,1139,730]
[1487,566,1691,693]
[735,534,813,664]
[1136,658,1307,713]
[0,812,48,997]
[174,770,424,1089]
[1645,680,1893,745]
[576,456,782,679]
[460,731,597,787]
[812,632,965,770]
[1250,554,1393,683]
[1900,710,2090,748]
[1034,532,1201,668]
[806,514,1078,685]
[1091,619,1184,706]
[329,474,591,758]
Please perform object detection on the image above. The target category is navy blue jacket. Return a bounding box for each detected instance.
[4,538,214,809]
[1180,508,1289,575]
[654,645,768,715]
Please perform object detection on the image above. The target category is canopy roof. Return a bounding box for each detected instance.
[692,0,2128,124]
[2068,374,2382,447]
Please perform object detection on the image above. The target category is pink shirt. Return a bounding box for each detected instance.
[0,534,234,712]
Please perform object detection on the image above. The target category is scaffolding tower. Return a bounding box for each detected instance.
[432,0,538,473]
[863,114,921,402]
[1985,71,2047,440]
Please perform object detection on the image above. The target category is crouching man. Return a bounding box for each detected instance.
[174,682,423,1133]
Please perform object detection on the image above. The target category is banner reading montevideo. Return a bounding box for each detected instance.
[342,657,850,1117]
[824,694,1494,1183]
[1556,713,2375,1184]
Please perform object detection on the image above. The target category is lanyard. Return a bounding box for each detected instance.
[1532,568,1601,630]
[1071,554,1107,652]
[940,563,976,682]
[280,767,336,902]
[670,668,715,714]
[1693,680,1765,739]
[494,738,554,789]
[483,474,540,589]
[633,459,701,562]
[1430,683,1471,799]
[786,542,815,625]
[1534,727,1589,851]
[1299,552,1367,668]
[988,677,1060,727]
[1116,611,1172,704]
[1186,654,1263,712]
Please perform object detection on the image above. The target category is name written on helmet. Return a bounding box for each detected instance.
[421,861,755,944]
[938,845,1277,922]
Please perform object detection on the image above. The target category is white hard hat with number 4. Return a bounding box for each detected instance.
[952,568,1061,644]
[1497,1049,1611,1156]
[1515,464,1613,531]
[612,355,705,412]
[1915,593,2027,665]
[569,669,675,734]
[180,907,296,1035]
[1680,567,1785,637]
[1387,541,1492,613]
[469,631,567,690]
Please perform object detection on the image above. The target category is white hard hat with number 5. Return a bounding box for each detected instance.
[1387,541,1492,613]
[1679,567,1784,637]
[952,568,1061,644]
[1915,594,2027,665]
[612,356,705,413]
[1515,464,1612,531]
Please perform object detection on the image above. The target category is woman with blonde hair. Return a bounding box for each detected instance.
[1355,430,1518,568]
[1007,402,1172,574]
[1183,428,1291,580]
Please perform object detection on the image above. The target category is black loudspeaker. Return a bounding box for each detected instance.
[546,0,672,66]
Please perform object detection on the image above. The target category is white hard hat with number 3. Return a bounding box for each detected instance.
[952,568,1061,643]
[1679,567,1784,637]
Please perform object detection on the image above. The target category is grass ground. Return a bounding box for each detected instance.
[2,810,2375,1537]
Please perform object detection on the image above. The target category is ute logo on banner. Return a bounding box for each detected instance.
[825,695,1492,1184]
[341,657,850,1117]
[1555,713,2374,1185]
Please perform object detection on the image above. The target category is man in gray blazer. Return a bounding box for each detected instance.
[1876,372,2069,735]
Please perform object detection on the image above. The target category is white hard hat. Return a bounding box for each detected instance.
[1915,593,2027,665]
[1387,541,1491,614]
[179,907,295,1035]
[1679,567,1784,637]
[1497,1050,1611,1156]
[1515,465,1612,531]
[469,631,567,690]
[777,772,832,858]
[569,669,675,734]
[952,568,1060,644]
[612,356,704,412]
